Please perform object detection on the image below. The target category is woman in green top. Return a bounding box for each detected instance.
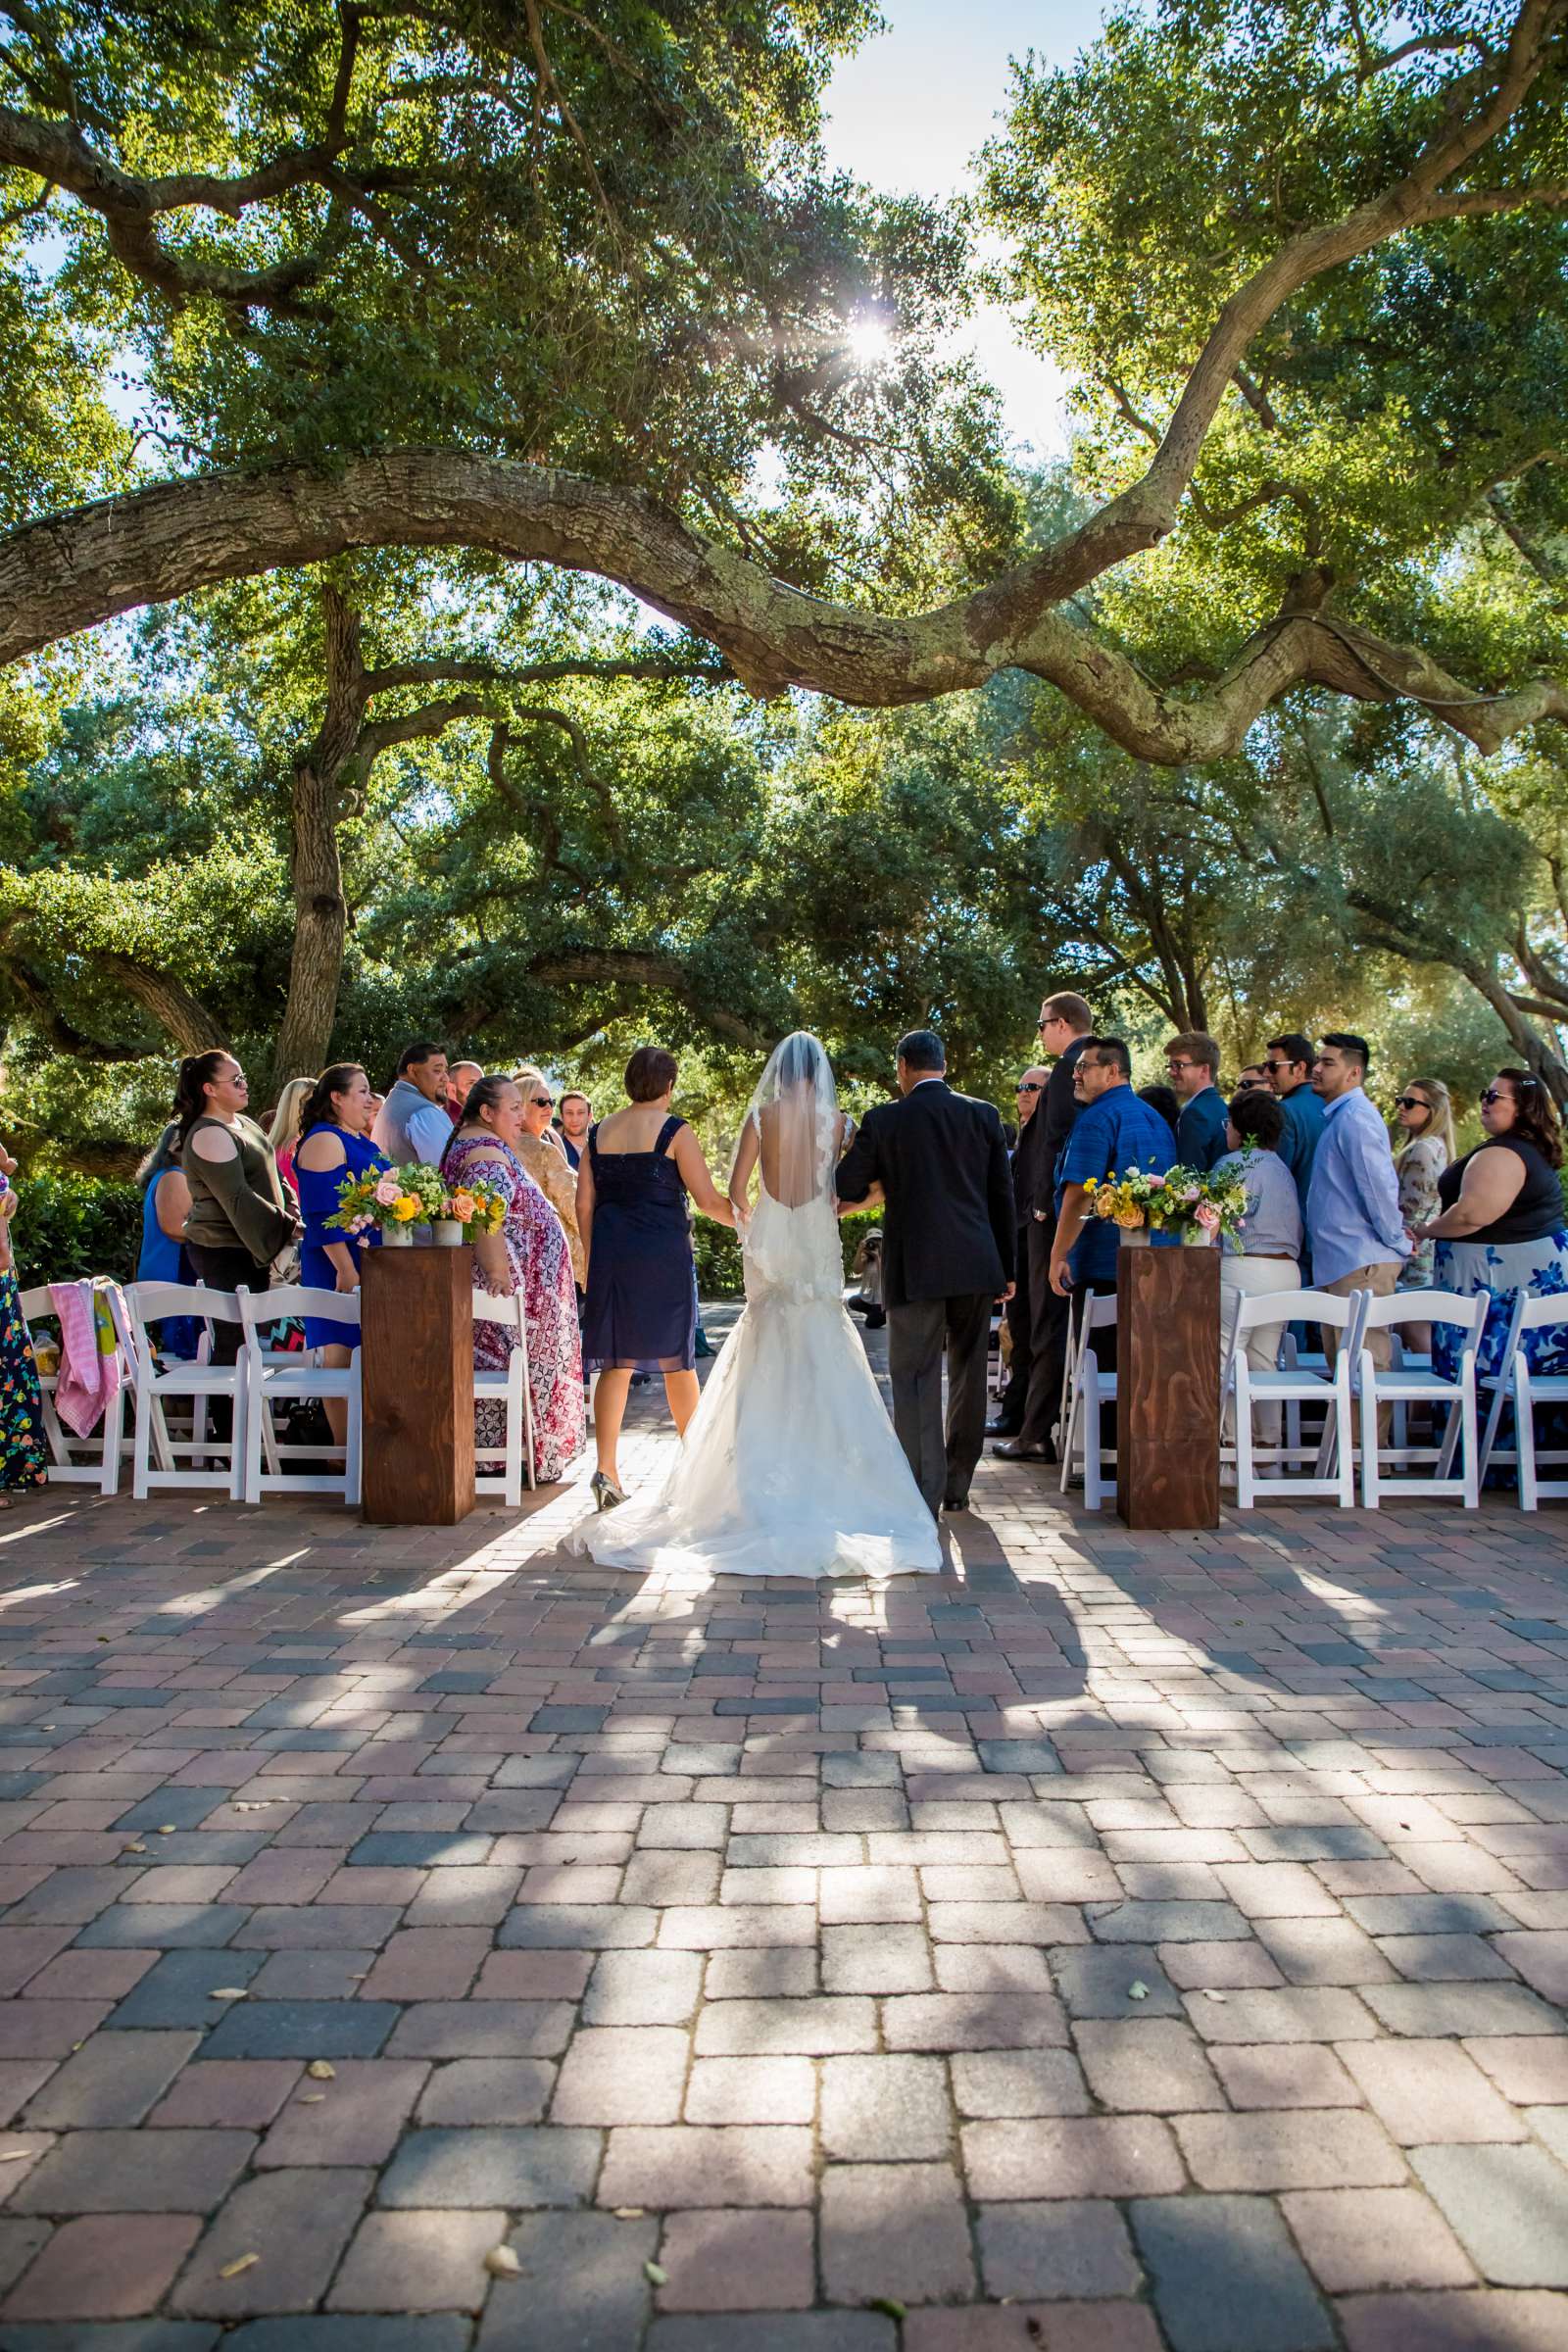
[175,1052,301,1385]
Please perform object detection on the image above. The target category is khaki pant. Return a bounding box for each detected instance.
[1320,1261,1400,1440]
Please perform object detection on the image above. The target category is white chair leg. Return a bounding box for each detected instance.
[1359,1354,1380,1508]
[228,1364,248,1502]
[97,1386,124,1496]
[1236,1365,1255,1509]
[1083,1382,1102,1511]
[132,1382,153,1501]
[1517,1363,1539,1509]
[1460,1371,1479,1509]
[1335,1375,1355,1508]
[243,1373,263,1507]
[345,1367,362,1509]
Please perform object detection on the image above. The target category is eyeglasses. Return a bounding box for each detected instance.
[1395,1096,1430,1112]
[1016,1080,1044,1093]
[1479,1087,1510,1107]
[1261,1058,1297,1075]
[1166,1057,1200,1072]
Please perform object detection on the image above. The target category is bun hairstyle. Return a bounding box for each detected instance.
[440,1073,514,1173]
[296,1062,368,1142]
[1497,1068,1565,1168]
[173,1051,232,1146]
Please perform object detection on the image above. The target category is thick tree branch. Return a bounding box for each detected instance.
[361,650,733,696]
[525,948,773,1049]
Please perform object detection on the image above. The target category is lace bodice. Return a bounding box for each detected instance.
[743,1186,844,1305]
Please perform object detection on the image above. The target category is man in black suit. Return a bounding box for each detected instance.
[835,1030,1014,1516]
[996,990,1093,1462]
[991,1064,1052,1436]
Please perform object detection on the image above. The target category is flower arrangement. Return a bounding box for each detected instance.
[1083,1158,1250,1246]
[328,1163,509,1239]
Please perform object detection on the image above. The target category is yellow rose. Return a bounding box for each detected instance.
[393,1196,419,1222]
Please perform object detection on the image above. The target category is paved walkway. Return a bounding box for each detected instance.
[0,1377,1564,2347]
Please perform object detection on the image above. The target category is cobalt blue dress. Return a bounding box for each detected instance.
[296,1125,387,1350]
[581,1114,697,1374]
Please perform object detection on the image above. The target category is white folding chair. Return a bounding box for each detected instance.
[123,1281,248,1497]
[473,1292,535,1504]
[1058,1292,1116,1509]
[239,1285,362,1505]
[1227,1288,1357,1507]
[21,1285,127,1494]
[1478,1294,1568,1508]
[1355,1289,1487,1508]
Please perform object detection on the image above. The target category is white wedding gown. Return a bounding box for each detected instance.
[569,1176,942,1580]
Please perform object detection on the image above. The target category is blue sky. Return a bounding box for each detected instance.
[820,1,1111,454]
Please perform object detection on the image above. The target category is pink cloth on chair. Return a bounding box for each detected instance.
[49,1280,122,1439]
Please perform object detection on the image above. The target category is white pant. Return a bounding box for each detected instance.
[1221,1258,1299,1448]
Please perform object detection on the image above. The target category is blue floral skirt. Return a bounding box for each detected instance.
[1432,1231,1568,1384]
[0,1270,48,1493]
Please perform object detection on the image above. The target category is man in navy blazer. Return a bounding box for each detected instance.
[836,1030,1014,1516]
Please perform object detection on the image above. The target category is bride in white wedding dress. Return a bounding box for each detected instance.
[569,1033,942,1579]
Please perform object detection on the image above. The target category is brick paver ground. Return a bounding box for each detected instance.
[0,1339,1565,2348]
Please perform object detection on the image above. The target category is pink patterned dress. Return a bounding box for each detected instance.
[445,1133,585,1485]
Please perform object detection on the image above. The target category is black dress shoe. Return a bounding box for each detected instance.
[993,1438,1051,1461]
[986,1419,1021,1437]
[942,1492,970,1512]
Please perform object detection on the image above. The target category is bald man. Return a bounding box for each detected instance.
[991,1063,1054,1436]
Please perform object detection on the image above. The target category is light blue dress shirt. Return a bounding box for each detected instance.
[1305,1088,1411,1287]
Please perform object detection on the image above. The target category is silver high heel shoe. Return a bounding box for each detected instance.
[591,1470,626,1512]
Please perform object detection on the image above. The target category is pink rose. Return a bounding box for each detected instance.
[373,1177,401,1206]
[1195,1202,1220,1230]
[1147,1174,1165,1190]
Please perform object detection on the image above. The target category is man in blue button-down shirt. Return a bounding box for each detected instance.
[1050,1039,1177,1367]
[1166,1031,1230,1172]
[1305,1032,1410,1388]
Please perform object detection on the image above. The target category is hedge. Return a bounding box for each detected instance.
[11,1176,143,1289]
[8,1176,881,1301]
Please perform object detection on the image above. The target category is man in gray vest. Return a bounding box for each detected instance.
[371,1041,454,1169]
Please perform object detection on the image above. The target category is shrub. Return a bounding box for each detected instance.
[11,1176,142,1287]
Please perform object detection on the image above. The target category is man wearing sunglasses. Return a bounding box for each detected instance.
[1264,1031,1326,1233]
[996,991,1093,1462]
[990,1064,1052,1436]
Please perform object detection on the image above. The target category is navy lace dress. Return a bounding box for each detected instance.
[581,1114,697,1374]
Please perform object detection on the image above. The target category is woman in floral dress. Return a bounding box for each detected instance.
[440,1076,584,1484]
[0,1150,47,1495]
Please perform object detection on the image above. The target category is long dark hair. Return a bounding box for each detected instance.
[172,1051,232,1147]
[135,1119,182,1193]
[1496,1068,1565,1168]
[297,1062,367,1143]
[440,1073,514,1175]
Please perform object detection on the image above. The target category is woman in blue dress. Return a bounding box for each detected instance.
[576,1045,734,1511]
[293,1063,388,1446]
[134,1121,199,1359]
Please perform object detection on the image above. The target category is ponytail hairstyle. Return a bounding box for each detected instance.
[440,1072,514,1175]
[173,1051,232,1148]
[297,1063,368,1143]
[268,1075,315,1156]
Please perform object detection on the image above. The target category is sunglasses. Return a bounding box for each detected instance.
[1261,1058,1296,1074]
[1395,1096,1430,1112]
[1017,1080,1044,1093]
[532,1094,554,1108]
[1479,1087,1511,1107]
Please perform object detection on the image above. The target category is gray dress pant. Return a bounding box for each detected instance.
[887,1292,994,1515]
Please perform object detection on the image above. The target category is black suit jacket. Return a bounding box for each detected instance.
[836,1079,1014,1309]
[1009,1105,1051,1233]
[1030,1036,1088,1218]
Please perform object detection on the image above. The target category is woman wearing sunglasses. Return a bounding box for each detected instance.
[512,1064,585,1290]
[1392,1078,1455,1308]
[1409,1069,1568,1390]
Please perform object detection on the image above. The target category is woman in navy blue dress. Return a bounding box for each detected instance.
[577,1045,734,1510]
[294,1063,388,1446]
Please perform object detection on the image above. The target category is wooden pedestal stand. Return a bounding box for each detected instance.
[361,1247,475,1525]
[1116,1242,1220,1530]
